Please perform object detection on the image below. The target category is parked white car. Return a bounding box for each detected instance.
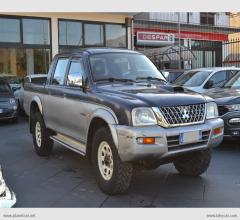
[174,67,240,93]
[16,74,47,113]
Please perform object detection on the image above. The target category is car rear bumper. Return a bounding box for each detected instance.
[113,118,224,162]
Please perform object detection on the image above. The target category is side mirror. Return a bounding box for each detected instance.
[68,72,83,87]
[67,72,89,92]
[204,80,214,89]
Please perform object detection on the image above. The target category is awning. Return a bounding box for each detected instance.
[141,45,196,62]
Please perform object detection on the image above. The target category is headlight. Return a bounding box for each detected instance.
[132,107,157,126]
[225,104,240,112]
[206,102,218,119]
[9,98,16,105]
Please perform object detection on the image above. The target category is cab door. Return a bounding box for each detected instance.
[61,57,91,143]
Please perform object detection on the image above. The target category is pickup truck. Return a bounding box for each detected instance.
[24,48,224,195]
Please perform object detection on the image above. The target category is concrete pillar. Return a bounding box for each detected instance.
[10,48,17,75]
[51,17,59,58]
[26,49,34,75]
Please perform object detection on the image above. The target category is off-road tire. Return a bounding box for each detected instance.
[92,127,133,195]
[32,112,53,156]
[173,148,212,176]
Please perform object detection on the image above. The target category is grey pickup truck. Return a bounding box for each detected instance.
[24,48,224,194]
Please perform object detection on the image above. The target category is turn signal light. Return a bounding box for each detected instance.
[213,127,223,136]
[137,137,155,144]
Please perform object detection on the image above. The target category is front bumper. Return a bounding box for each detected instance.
[221,111,240,137]
[113,118,224,162]
[0,109,17,120]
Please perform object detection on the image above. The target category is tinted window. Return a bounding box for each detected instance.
[52,58,69,85]
[174,71,212,87]
[67,59,85,86]
[84,24,104,46]
[208,71,227,88]
[0,80,11,93]
[106,24,126,48]
[0,18,20,43]
[59,21,83,46]
[23,19,50,45]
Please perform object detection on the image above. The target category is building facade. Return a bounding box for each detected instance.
[134,12,240,69]
[0,13,133,78]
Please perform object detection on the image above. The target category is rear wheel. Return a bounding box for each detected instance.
[173,148,212,177]
[92,127,133,195]
[32,112,53,156]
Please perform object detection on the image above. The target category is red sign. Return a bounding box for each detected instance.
[134,28,228,42]
[136,32,175,46]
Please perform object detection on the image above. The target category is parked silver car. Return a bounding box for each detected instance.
[174,67,240,93]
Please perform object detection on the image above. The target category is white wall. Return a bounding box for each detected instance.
[149,12,187,23]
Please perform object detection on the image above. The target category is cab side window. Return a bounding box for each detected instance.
[67,58,85,87]
[52,58,69,85]
[208,71,227,88]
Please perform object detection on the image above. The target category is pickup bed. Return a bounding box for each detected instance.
[24,48,224,194]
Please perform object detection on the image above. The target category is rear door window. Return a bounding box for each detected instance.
[52,58,69,85]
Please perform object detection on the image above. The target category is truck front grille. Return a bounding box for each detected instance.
[159,103,205,127]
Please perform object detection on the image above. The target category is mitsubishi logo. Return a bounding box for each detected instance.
[182,108,190,120]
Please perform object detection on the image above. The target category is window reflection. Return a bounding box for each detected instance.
[84,24,104,46]
[23,19,50,45]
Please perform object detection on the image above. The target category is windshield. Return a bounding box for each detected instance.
[174,70,212,87]
[224,71,240,89]
[89,53,165,82]
[0,80,11,93]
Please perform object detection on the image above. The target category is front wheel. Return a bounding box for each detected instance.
[32,112,53,156]
[92,127,133,195]
[173,148,212,177]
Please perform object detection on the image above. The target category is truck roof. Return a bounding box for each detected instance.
[57,48,141,57]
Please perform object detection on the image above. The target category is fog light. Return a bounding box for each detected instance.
[13,105,17,110]
[229,118,240,124]
[213,127,223,136]
[137,137,155,144]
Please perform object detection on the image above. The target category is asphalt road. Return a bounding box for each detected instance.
[1,117,240,208]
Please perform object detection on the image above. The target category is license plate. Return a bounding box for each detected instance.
[0,109,3,114]
[180,131,201,144]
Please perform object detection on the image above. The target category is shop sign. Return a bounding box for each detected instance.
[136,32,175,46]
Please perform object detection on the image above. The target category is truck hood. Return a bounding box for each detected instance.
[203,88,240,105]
[96,83,207,107]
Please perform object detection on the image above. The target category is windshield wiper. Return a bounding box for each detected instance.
[136,76,166,83]
[95,77,136,83]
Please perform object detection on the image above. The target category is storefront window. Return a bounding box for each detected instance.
[59,20,83,46]
[22,18,50,45]
[0,48,51,78]
[0,18,20,43]
[84,23,104,46]
[105,24,126,48]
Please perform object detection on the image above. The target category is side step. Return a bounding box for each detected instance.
[50,133,86,156]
